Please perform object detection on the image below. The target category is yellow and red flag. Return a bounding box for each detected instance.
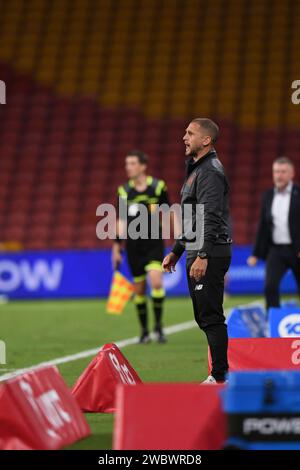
[106,271,135,315]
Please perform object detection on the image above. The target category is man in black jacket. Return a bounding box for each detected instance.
[162,118,232,384]
[248,157,300,309]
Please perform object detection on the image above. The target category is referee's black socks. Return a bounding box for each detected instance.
[134,295,148,332]
[151,288,165,331]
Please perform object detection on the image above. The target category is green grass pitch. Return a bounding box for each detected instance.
[0,294,277,449]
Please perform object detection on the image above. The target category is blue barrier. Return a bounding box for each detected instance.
[0,246,298,299]
[227,306,267,338]
[223,371,300,450]
[0,249,188,299]
[269,307,300,338]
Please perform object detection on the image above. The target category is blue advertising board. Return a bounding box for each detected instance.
[226,305,267,338]
[269,307,300,338]
[0,246,298,299]
[0,249,188,299]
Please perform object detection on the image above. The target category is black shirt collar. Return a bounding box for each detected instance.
[185,148,217,175]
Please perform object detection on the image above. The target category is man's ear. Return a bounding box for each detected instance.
[203,135,212,146]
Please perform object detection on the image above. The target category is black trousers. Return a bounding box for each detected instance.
[265,245,300,310]
[186,256,231,382]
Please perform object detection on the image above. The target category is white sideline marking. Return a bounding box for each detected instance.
[0,320,197,383]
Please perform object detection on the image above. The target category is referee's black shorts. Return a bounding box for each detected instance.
[126,240,164,282]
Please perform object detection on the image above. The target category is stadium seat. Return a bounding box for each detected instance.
[0,0,299,249]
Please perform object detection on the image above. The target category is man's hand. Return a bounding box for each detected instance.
[189,257,208,282]
[112,244,122,270]
[162,252,179,273]
[247,256,258,267]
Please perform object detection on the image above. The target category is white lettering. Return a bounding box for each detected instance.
[38,389,71,428]
[19,380,71,439]
[0,80,6,104]
[108,352,136,385]
[291,340,300,365]
[244,417,300,435]
[0,259,63,292]
[0,261,21,291]
[291,80,300,104]
[21,260,63,290]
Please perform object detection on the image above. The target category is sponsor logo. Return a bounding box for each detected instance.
[279,314,300,337]
[244,417,300,435]
[0,259,63,292]
[194,284,203,291]
[128,203,139,217]
[108,352,136,385]
[186,172,197,187]
[19,380,71,438]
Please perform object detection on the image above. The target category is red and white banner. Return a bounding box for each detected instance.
[72,343,142,413]
[208,338,300,373]
[0,366,90,450]
[114,383,225,450]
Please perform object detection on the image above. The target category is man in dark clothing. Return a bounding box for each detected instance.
[248,157,300,309]
[162,118,232,384]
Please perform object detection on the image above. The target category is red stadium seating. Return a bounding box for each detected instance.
[0,0,299,250]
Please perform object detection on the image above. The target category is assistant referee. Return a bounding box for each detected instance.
[113,150,170,344]
[163,118,232,384]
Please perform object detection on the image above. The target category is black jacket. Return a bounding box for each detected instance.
[172,148,232,259]
[253,183,300,260]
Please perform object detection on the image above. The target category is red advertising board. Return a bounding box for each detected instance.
[72,343,142,412]
[0,366,90,450]
[114,383,225,450]
[208,338,300,373]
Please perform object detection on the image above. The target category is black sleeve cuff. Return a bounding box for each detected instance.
[201,241,214,257]
[171,240,186,258]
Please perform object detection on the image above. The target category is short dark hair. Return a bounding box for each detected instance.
[191,118,219,144]
[126,150,148,165]
[273,156,294,167]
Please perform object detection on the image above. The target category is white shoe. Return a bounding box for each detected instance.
[202,375,217,384]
